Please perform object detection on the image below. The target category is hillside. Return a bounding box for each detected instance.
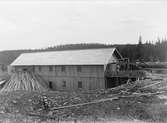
[0,41,166,66]
[0,43,118,65]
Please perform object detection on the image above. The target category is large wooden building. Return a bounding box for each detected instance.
[10,48,124,91]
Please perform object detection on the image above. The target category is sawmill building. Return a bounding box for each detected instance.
[10,48,123,91]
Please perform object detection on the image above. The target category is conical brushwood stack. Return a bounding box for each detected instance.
[1,71,49,92]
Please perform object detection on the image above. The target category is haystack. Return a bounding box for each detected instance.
[1,71,49,92]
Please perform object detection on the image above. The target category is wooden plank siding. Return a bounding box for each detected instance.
[14,65,105,91]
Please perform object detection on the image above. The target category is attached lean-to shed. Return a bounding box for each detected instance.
[10,48,123,91]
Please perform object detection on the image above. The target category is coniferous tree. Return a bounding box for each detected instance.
[136,35,143,61]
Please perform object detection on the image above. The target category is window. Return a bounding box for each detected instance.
[38,66,42,72]
[77,66,82,72]
[61,66,66,72]
[23,68,27,71]
[49,81,53,89]
[78,81,82,88]
[23,68,27,72]
[62,80,66,87]
[49,66,53,72]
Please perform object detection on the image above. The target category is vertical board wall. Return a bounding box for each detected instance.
[33,65,105,91]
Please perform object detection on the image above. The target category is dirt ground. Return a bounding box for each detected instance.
[0,70,167,123]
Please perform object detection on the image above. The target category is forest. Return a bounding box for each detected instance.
[0,36,166,66]
[117,36,167,62]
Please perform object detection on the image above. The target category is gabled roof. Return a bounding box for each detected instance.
[11,48,123,66]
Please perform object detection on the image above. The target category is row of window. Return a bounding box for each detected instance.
[49,81,83,89]
[36,66,82,72]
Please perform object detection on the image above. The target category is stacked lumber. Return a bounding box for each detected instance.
[0,72,49,92]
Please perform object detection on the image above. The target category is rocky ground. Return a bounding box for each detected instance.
[0,71,167,123]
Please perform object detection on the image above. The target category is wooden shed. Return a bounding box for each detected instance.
[10,48,123,91]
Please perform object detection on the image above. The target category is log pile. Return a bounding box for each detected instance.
[0,72,49,92]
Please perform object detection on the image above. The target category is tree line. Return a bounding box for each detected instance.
[117,36,167,62]
[0,38,166,66]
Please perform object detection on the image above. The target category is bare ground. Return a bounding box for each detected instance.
[0,72,167,123]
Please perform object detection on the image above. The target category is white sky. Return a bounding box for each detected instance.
[0,0,167,50]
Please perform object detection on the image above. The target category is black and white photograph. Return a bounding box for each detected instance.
[0,0,166,122]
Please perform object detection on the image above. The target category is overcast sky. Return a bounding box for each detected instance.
[0,0,167,50]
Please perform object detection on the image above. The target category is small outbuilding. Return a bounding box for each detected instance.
[10,48,123,91]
